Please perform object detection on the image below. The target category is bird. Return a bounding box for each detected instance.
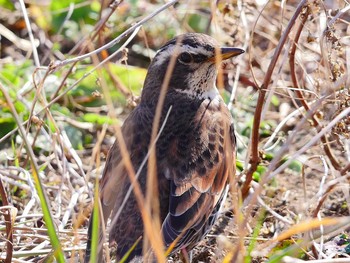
[84,33,244,263]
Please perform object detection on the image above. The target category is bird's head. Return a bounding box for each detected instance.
[141,33,244,104]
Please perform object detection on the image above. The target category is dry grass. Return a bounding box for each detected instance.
[0,0,350,262]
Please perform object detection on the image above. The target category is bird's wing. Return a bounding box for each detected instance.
[99,110,140,224]
[85,107,148,262]
[161,100,236,252]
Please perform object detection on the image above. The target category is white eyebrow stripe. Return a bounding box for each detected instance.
[152,44,213,67]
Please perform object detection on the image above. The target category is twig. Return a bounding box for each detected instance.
[51,0,179,70]
[18,0,41,67]
[0,27,140,145]
[0,178,13,263]
[0,246,85,258]
[242,0,309,197]
[289,5,341,170]
[0,24,37,51]
[50,0,125,101]
[227,0,248,110]
[283,256,350,263]
[253,184,293,225]
[341,163,350,176]
[309,156,328,259]
[0,0,172,145]
[240,77,347,260]
[263,106,302,149]
[68,0,124,56]
[268,105,350,180]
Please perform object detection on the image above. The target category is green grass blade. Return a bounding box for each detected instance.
[31,164,65,262]
[119,236,142,263]
[244,209,266,263]
[89,180,100,263]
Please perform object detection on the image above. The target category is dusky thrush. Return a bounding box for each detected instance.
[85,33,244,262]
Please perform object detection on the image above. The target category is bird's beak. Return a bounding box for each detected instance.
[208,47,245,62]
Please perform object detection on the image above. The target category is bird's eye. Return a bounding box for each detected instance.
[179,52,193,64]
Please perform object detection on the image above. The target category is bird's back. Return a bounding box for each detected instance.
[159,93,235,254]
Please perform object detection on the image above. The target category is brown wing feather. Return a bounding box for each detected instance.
[162,98,236,253]
[85,106,153,262]
[99,108,144,224]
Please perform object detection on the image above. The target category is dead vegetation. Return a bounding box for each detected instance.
[0,0,350,262]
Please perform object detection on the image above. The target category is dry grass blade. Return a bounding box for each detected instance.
[283,257,350,263]
[0,178,14,263]
[262,217,349,249]
[1,0,350,262]
[0,83,65,262]
[143,36,183,259]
